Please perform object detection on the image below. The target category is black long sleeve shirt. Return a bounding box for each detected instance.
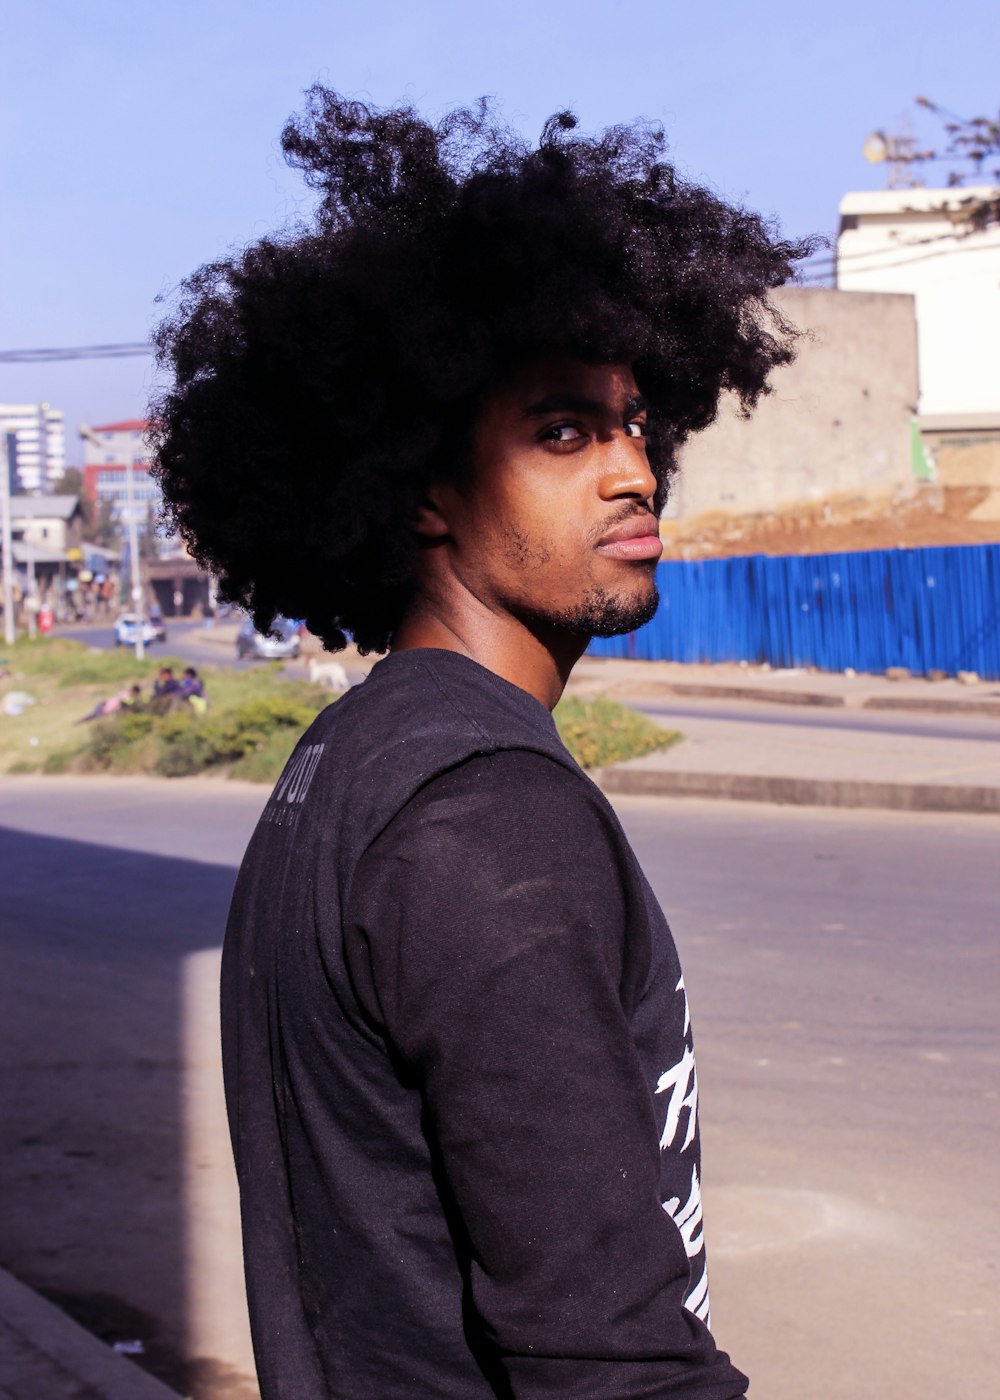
[221,648,748,1399]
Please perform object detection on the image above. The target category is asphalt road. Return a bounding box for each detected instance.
[0,779,997,1399]
[632,694,1000,744]
[53,620,255,671]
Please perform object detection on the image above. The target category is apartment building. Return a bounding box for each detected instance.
[82,419,161,529]
[0,402,66,492]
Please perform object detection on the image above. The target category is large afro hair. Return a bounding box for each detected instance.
[150,87,812,653]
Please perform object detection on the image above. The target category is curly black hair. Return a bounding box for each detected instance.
[150,87,812,652]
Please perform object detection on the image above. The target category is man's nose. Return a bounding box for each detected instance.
[597,433,658,505]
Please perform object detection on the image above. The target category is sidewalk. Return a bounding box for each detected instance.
[0,1267,182,1400]
[569,654,1000,717]
[570,659,1000,814]
[594,708,1000,813]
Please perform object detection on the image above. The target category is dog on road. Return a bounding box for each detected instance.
[308,656,351,692]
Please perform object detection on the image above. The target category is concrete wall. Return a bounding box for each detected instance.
[672,285,919,522]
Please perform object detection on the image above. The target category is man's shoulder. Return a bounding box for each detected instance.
[315,648,567,765]
[391,746,617,857]
[286,649,581,853]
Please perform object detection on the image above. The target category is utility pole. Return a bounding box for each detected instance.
[123,449,144,660]
[25,550,37,640]
[0,432,15,645]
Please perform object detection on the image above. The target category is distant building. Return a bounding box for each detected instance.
[0,403,66,493]
[8,494,84,555]
[0,495,88,612]
[836,185,1000,419]
[80,417,210,613]
[81,419,161,533]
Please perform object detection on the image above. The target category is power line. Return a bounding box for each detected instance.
[802,221,996,273]
[798,233,1000,285]
[0,342,154,364]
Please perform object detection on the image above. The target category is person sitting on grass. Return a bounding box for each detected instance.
[77,684,142,724]
[150,666,182,713]
[180,666,208,714]
[180,666,204,699]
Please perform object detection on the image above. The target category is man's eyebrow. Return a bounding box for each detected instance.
[523,392,648,418]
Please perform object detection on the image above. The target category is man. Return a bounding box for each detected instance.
[152,89,808,1398]
[152,666,180,699]
[180,666,205,698]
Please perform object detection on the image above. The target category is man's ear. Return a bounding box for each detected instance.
[413,485,452,540]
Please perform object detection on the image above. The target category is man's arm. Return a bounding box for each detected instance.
[346,749,747,1399]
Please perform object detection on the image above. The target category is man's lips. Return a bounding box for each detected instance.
[595,514,663,561]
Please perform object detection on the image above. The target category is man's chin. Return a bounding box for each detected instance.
[543,583,660,639]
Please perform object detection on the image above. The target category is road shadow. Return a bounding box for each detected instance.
[0,824,255,1397]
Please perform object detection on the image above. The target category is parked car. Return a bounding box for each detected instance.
[236,615,302,661]
[148,608,168,642]
[113,613,161,647]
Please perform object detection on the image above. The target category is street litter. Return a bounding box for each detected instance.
[2,691,37,717]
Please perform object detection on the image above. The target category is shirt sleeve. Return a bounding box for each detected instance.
[345,749,748,1400]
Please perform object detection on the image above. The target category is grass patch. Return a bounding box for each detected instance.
[1,637,679,783]
[554,695,680,770]
[0,636,330,782]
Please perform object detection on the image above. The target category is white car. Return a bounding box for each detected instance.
[113,613,160,647]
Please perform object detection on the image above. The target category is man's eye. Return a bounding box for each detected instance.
[625,420,647,439]
[542,424,585,443]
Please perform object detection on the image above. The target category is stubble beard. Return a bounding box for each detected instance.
[499,521,661,640]
[520,576,660,640]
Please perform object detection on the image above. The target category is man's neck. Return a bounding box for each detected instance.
[392,600,587,711]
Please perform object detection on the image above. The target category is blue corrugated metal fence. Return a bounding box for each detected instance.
[588,543,1000,678]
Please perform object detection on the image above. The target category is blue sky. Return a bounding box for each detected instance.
[4,0,998,461]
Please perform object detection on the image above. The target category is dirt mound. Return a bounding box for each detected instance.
[663,485,1000,560]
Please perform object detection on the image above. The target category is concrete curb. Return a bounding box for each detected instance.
[595,767,1000,815]
[577,677,1000,718]
[0,1268,182,1400]
[861,695,1000,718]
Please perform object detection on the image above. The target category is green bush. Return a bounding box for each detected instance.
[117,709,156,743]
[554,696,679,770]
[228,726,304,783]
[85,709,155,771]
[76,691,326,781]
[42,747,81,775]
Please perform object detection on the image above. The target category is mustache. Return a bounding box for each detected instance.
[585,503,658,546]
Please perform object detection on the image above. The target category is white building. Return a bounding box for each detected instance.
[8,495,83,554]
[836,185,1000,420]
[0,403,66,493]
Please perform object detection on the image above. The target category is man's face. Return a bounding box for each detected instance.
[435,356,662,639]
